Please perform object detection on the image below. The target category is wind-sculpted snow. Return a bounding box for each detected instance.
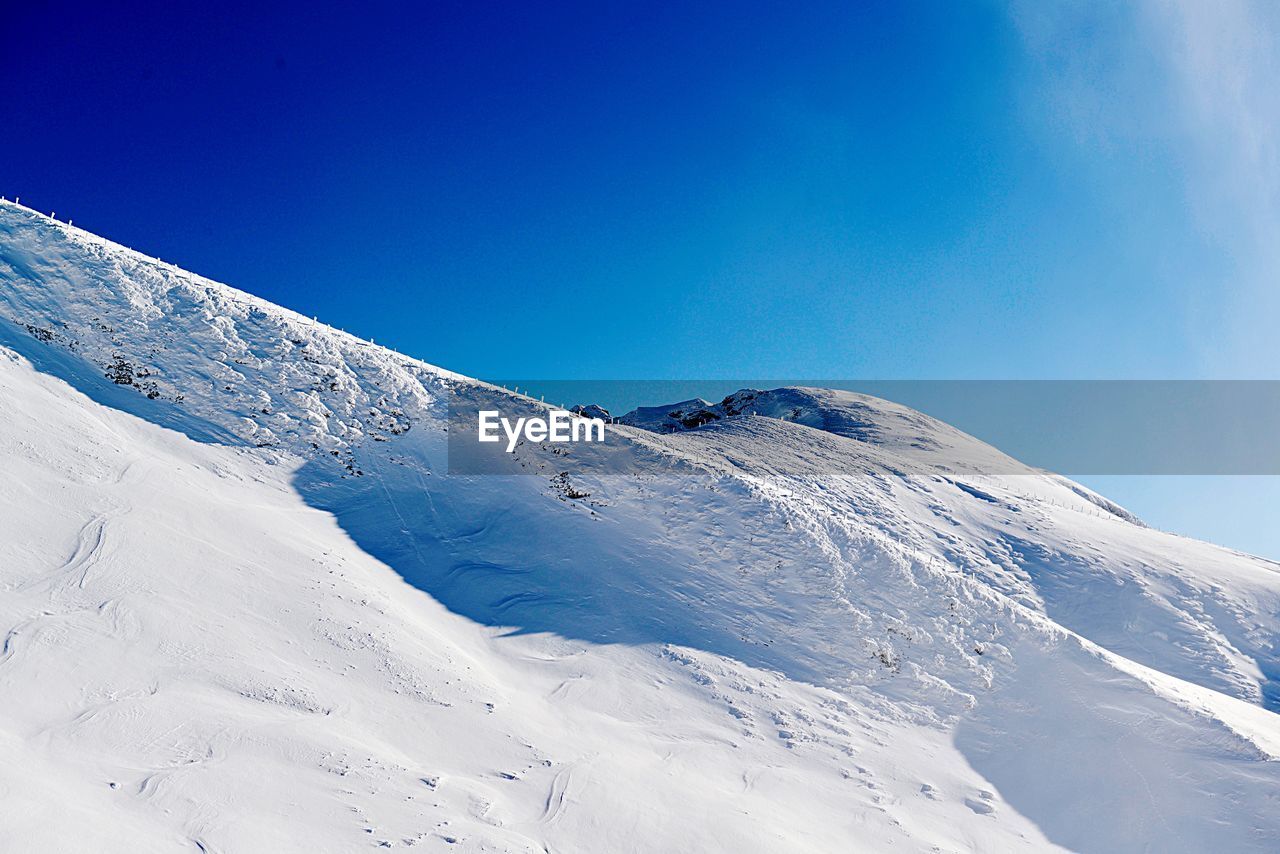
[2,199,1280,852]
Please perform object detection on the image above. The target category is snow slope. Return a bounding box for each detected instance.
[1,199,1279,852]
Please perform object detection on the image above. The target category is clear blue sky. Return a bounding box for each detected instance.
[4,1,1279,556]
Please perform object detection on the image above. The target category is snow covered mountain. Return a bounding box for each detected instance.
[2,198,1279,853]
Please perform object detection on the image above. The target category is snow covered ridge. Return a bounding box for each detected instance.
[3,199,1280,852]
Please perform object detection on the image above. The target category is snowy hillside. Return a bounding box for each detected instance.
[2,199,1279,853]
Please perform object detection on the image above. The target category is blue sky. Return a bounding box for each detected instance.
[4,1,1279,555]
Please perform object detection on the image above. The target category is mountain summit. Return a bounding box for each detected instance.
[2,200,1279,852]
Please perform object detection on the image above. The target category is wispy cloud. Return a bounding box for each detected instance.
[1010,0,1280,374]
[1144,0,1280,372]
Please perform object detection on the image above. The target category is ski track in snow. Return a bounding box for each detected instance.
[0,200,1279,852]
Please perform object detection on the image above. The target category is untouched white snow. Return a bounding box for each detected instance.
[1,199,1279,852]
